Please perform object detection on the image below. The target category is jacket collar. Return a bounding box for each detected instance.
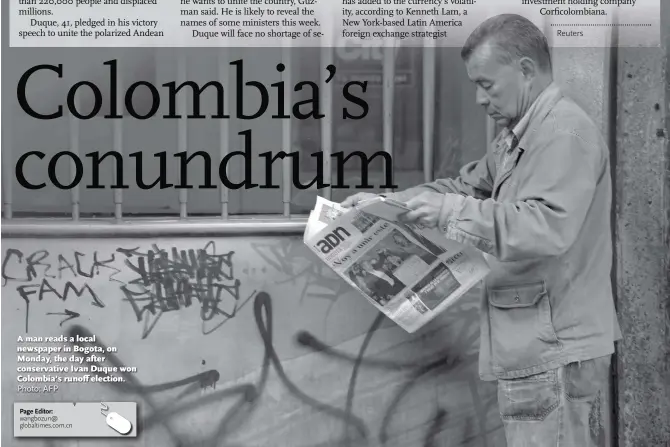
[505,82,563,151]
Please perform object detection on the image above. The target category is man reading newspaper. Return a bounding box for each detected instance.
[341,14,621,447]
[304,195,491,333]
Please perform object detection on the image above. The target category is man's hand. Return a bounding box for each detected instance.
[400,192,445,227]
[340,192,379,208]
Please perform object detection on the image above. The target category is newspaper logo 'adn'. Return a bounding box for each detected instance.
[315,227,351,254]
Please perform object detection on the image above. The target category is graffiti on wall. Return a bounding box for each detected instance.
[2,240,502,446]
[1,242,248,338]
[62,292,498,447]
[116,242,250,338]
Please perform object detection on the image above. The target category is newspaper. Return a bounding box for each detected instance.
[304,196,490,333]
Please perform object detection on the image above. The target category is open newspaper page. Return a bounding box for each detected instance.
[304,197,490,333]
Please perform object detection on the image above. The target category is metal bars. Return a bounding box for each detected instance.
[320,26,334,201]
[177,50,188,219]
[282,40,293,216]
[3,42,444,236]
[2,98,13,220]
[69,93,81,221]
[383,44,396,194]
[422,39,436,183]
[113,66,124,221]
[218,50,231,219]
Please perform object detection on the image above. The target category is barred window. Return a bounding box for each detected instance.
[2,45,489,236]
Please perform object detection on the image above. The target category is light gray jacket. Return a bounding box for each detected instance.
[387,83,622,380]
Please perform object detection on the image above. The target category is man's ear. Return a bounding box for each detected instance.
[518,57,537,80]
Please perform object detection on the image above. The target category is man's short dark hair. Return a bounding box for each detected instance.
[461,14,552,72]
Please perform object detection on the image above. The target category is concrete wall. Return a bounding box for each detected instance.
[550,11,670,445]
[1,237,505,447]
[612,2,670,445]
[550,9,670,445]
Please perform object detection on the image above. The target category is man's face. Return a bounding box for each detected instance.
[465,42,530,128]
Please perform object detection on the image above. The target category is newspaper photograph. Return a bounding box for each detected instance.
[304,196,490,333]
